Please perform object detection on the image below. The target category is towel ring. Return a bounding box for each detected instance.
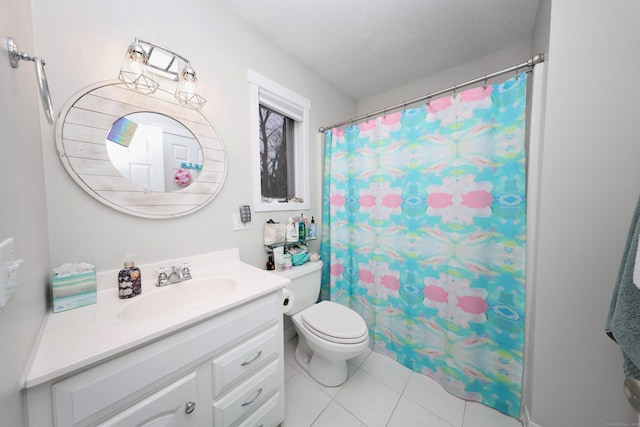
[7,37,54,125]
[624,377,640,412]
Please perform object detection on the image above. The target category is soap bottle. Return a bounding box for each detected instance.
[304,214,310,239]
[310,217,317,239]
[266,255,275,271]
[118,255,141,299]
[285,217,298,243]
[298,214,306,242]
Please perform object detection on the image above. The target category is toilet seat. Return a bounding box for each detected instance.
[301,301,368,344]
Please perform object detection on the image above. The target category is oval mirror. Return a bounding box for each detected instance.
[56,81,227,218]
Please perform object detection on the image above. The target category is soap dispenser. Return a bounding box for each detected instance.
[309,216,317,239]
[118,254,142,299]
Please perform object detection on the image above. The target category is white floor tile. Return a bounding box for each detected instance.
[311,401,367,427]
[463,401,522,427]
[388,396,455,427]
[347,347,372,368]
[283,335,356,398]
[359,351,413,394]
[334,369,401,427]
[282,373,332,427]
[403,372,466,427]
[284,360,297,383]
[284,337,303,373]
[283,337,517,427]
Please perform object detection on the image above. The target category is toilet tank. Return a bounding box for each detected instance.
[273,261,323,315]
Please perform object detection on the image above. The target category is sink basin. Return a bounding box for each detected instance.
[119,277,237,321]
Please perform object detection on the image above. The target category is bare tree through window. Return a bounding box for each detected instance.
[259,104,294,199]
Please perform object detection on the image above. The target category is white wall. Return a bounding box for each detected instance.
[356,40,531,116]
[530,0,639,425]
[0,1,51,426]
[30,0,355,273]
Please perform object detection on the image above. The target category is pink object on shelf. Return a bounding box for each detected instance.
[173,168,192,186]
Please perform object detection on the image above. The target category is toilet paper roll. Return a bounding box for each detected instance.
[282,289,295,314]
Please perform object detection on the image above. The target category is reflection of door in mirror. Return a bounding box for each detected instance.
[161,123,203,192]
[106,112,203,193]
[108,123,164,191]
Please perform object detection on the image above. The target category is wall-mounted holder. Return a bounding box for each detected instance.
[7,36,54,124]
[0,238,23,308]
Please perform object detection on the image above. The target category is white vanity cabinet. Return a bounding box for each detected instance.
[26,291,285,427]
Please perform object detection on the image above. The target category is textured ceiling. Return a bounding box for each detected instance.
[220,0,540,101]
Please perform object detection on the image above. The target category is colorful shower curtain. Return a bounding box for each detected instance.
[320,74,527,417]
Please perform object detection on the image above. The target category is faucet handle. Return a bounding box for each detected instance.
[156,267,168,286]
[180,262,192,279]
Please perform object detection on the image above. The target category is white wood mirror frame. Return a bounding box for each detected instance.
[55,81,227,219]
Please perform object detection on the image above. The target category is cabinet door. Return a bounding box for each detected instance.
[97,373,197,427]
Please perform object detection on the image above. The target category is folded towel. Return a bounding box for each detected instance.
[634,236,640,289]
[606,194,640,378]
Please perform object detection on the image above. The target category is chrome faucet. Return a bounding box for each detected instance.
[157,263,192,287]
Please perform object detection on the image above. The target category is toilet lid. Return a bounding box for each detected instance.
[302,301,368,344]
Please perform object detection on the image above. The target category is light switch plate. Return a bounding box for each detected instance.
[232,213,250,231]
[0,238,22,308]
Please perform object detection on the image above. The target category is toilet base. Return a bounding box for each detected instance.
[294,333,349,387]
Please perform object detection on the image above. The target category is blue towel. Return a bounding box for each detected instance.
[606,194,640,378]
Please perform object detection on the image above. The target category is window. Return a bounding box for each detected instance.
[249,70,310,211]
[259,104,294,199]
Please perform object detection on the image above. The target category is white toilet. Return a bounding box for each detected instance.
[278,261,369,387]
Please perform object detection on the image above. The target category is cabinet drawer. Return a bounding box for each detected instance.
[212,324,279,397]
[237,391,280,427]
[212,360,279,427]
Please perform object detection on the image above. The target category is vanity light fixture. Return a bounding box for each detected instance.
[175,63,206,109]
[118,39,159,95]
[118,37,207,109]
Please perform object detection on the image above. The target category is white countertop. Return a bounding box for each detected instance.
[25,249,289,388]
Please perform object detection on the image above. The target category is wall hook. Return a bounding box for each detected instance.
[7,37,54,124]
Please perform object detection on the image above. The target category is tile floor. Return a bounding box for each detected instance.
[282,336,522,427]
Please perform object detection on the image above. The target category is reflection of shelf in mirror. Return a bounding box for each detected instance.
[265,237,317,250]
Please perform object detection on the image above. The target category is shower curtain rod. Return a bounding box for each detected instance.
[318,53,545,133]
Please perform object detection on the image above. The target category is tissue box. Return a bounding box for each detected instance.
[51,265,97,313]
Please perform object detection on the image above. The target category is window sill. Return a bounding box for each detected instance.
[253,200,309,212]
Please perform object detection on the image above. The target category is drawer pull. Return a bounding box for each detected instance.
[185,401,196,414]
[241,387,263,407]
[240,350,263,367]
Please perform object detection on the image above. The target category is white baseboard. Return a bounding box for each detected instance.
[522,405,543,427]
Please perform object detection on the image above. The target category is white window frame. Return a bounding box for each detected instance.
[248,70,311,212]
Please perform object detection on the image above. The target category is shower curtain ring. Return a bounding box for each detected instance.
[483,76,488,89]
